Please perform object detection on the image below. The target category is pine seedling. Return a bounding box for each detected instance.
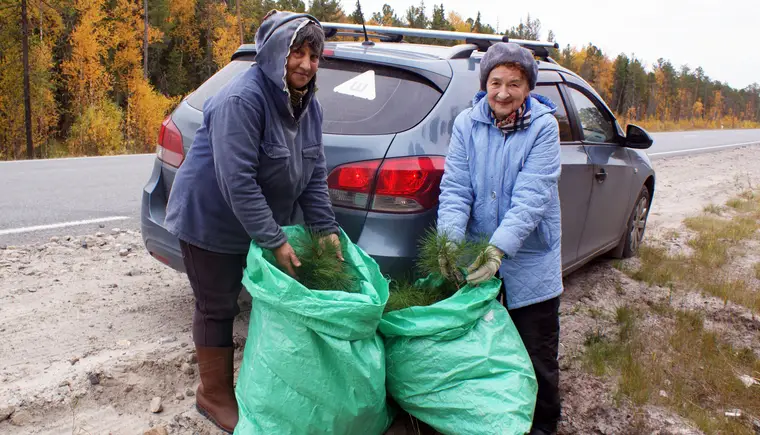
[385,279,449,313]
[288,230,359,292]
[416,229,464,284]
[459,237,493,272]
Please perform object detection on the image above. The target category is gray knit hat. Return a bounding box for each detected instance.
[480,42,538,91]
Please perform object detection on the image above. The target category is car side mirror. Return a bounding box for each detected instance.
[624,124,653,149]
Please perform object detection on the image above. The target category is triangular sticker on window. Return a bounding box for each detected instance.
[333,70,376,100]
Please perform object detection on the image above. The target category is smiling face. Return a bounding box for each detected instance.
[486,64,531,120]
[286,44,319,89]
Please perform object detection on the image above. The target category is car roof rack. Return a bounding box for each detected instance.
[321,23,559,60]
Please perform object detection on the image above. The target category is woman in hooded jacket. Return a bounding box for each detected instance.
[163,11,338,433]
[437,42,564,435]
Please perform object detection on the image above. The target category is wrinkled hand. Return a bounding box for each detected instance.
[273,242,301,277]
[466,245,504,285]
[439,241,463,282]
[320,233,344,261]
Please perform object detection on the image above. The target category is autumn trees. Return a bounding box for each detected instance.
[1,1,759,160]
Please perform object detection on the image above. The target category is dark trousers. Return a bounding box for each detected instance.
[180,241,246,347]
[507,296,561,435]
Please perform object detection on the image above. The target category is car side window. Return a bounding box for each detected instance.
[532,84,572,142]
[567,87,616,143]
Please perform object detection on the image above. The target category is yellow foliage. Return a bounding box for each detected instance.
[126,73,176,153]
[447,12,470,33]
[30,42,59,157]
[62,0,112,115]
[110,0,145,96]
[169,0,201,58]
[591,56,614,102]
[0,47,25,159]
[692,99,704,119]
[209,3,240,70]
[67,100,125,156]
[711,90,723,121]
[621,114,760,132]
[0,24,59,159]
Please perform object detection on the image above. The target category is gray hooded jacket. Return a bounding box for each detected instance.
[164,11,337,254]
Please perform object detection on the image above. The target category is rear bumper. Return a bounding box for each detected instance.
[140,158,185,273]
[347,207,438,279]
[139,157,435,278]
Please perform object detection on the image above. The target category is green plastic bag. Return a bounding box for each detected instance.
[235,226,393,435]
[379,276,538,435]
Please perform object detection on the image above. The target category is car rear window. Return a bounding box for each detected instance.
[317,58,443,135]
[185,56,443,135]
[186,59,254,110]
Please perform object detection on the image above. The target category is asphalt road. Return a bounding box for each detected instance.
[0,154,155,246]
[647,129,760,158]
[1,129,759,246]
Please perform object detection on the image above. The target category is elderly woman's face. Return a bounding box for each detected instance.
[286,44,319,89]
[486,65,530,120]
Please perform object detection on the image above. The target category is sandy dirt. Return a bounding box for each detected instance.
[646,147,760,238]
[1,146,760,434]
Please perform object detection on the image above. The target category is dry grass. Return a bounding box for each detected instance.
[582,305,760,434]
[627,191,760,313]
[625,115,760,133]
[703,204,724,215]
[597,190,760,432]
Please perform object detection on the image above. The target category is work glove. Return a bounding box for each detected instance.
[466,245,504,285]
[438,241,463,282]
[319,233,344,262]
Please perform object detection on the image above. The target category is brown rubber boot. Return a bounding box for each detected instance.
[195,346,239,433]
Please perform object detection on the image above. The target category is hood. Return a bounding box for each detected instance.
[470,90,557,125]
[254,11,321,93]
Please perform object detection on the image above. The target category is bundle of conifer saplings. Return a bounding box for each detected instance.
[385,230,491,312]
[282,230,360,292]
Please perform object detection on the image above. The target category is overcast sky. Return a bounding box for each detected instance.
[354,0,759,89]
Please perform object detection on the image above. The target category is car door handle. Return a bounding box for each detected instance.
[595,168,607,183]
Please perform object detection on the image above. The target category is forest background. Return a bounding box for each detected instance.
[2,0,759,160]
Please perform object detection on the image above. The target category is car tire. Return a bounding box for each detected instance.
[617,185,651,259]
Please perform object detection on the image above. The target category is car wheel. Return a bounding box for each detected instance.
[620,186,651,258]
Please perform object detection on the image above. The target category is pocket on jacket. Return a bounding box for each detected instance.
[261,141,291,159]
[302,143,321,160]
[521,221,551,254]
[538,219,552,247]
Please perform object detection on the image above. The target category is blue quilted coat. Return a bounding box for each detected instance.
[437,91,563,309]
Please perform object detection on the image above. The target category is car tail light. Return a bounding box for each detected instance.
[327,156,445,213]
[327,160,381,210]
[157,116,184,168]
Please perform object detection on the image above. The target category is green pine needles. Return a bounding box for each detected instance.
[385,229,491,312]
[286,230,360,292]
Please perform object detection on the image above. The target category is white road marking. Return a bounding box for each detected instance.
[0,217,130,236]
[0,154,154,165]
[649,141,760,157]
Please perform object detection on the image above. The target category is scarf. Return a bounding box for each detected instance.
[492,98,532,136]
[289,85,308,111]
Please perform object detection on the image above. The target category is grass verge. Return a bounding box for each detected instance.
[624,191,760,312]
[582,305,760,434]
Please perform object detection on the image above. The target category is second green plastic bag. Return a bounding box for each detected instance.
[235,226,393,435]
[379,276,538,435]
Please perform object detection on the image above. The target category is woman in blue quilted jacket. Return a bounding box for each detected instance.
[436,42,563,435]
